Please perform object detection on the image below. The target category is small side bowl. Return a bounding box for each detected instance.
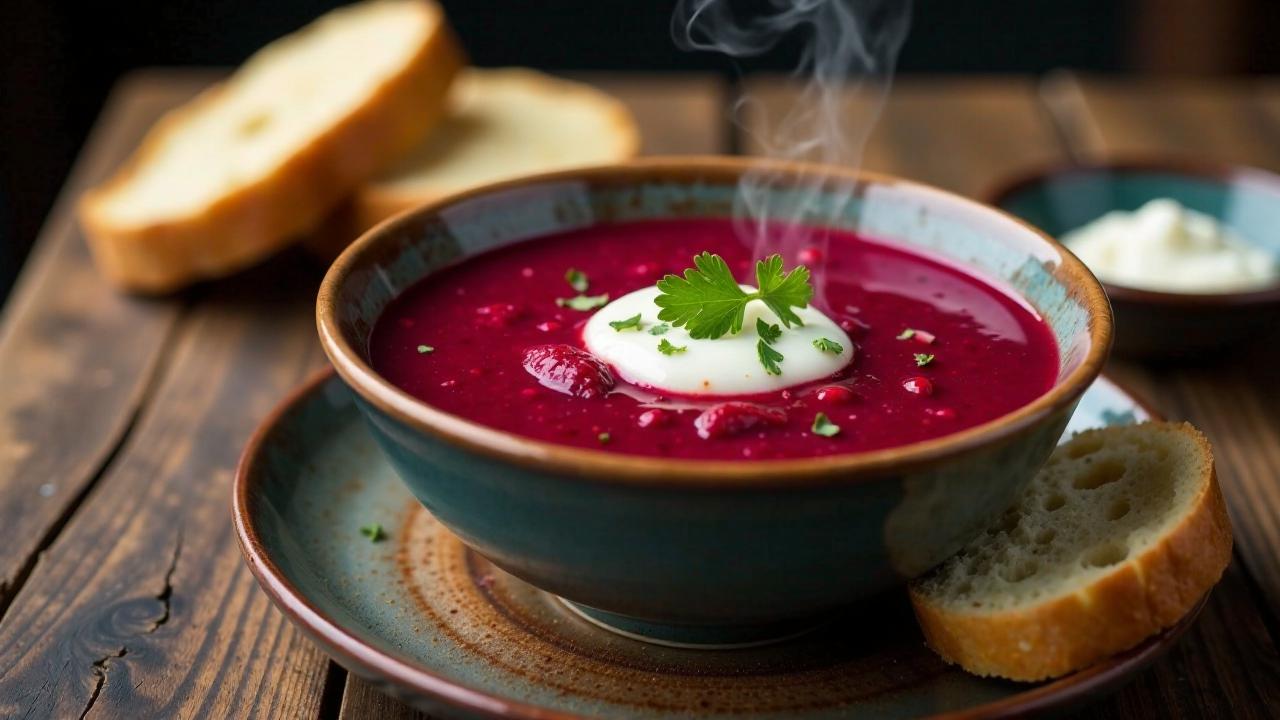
[987,159,1280,360]
[317,157,1111,644]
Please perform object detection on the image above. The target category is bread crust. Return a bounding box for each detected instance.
[358,68,640,224]
[78,1,465,293]
[302,69,641,262]
[909,423,1232,681]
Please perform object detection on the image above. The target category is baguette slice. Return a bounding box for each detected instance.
[349,67,640,234]
[909,422,1232,682]
[79,0,464,293]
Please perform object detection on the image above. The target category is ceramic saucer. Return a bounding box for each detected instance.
[235,370,1202,719]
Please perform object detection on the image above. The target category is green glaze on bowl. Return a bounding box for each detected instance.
[234,370,1202,719]
[317,157,1112,644]
[988,159,1280,359]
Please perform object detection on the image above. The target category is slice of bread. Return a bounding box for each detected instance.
[349,67,640,234]
[79,0,464,293]
[909,422,1232,681]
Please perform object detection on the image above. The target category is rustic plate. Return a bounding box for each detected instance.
[234,369,1202,719]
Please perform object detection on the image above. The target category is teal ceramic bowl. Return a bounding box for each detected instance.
[988,160,1280,359]
[317,157,1112,646]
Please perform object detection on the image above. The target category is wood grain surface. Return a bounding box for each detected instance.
[740,77,1063,197]
[0,70,1277,719]
[574,73,730,156]
[0,70,730,720]
[0,251,332,718]
[0,73,196,614]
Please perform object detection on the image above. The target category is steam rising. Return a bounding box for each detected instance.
[672,0,911,293]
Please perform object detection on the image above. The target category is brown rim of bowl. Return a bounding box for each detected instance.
[982,155,1280,308]
[231,368,1190,720]
[317,155,1113,487]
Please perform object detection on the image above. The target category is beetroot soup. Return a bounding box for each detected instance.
[369,219,1059,460]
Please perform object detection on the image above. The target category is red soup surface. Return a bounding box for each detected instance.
[370,219,1059,460]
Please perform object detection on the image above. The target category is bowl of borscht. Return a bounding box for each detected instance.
[317,156,1112,647]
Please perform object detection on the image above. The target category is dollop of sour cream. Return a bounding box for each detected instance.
[583,285,852,396]
[1061,198,1279,293]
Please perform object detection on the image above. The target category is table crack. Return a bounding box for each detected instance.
[69,529,181,720]
[76,647,127,720]
[150,529,182,632]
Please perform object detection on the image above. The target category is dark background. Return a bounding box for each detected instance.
[1,0,1275,299]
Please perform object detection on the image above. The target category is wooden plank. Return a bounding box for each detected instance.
[1042,75,1280,621]
[0,68,337,719]
[571,72,730,155]
[1043,74,1280,170]
[738,76,1280,719]
[0,250,332,719]
[0,72,209,611]
[334,73,729,719]
[340,676,431,720]
[741,77,1063,197]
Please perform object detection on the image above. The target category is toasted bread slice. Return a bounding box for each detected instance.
[78,0,464,293]
[909,422,1232,681]
[351,68,639,231]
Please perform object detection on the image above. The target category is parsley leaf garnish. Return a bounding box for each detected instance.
[811,412,841,437]
[657,338,687,355]
[753,254,813,329]
[896,328,916,340]
[654,253,812,339]
[556,293,609,311]
[812,337,843,354]
[609,314,642,332]
[757,339,784,375]
[360,523,386,543]
[416,344,434,354]
[565,268,589,292]
[914,353,935,367]
[757,318,782,345]
[648,323,671,336]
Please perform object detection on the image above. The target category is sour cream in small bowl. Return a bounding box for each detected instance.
[988,159,1280,359]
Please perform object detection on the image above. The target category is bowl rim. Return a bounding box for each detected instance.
[317,155,1113,486]
[982,155,1280,307]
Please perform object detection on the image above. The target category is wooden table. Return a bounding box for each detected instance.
[1,70,1278,719]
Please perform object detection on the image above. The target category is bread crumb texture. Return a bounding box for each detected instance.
[910,422,1232,681]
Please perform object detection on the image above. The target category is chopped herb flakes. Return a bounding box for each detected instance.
[657,338,687,355]
[556,293,609,311]
[564,268,589,292]
[896,328,916,340]
[609,314,643,332]
[757,339,784,376]
[648,323,671,335]
[360,523,386,543]
[811,413,841,437]
[756,318,782,344]
[597,432,611,445]
[812,337,843,354]
[416,344,434,354]
[914,353,935,367]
